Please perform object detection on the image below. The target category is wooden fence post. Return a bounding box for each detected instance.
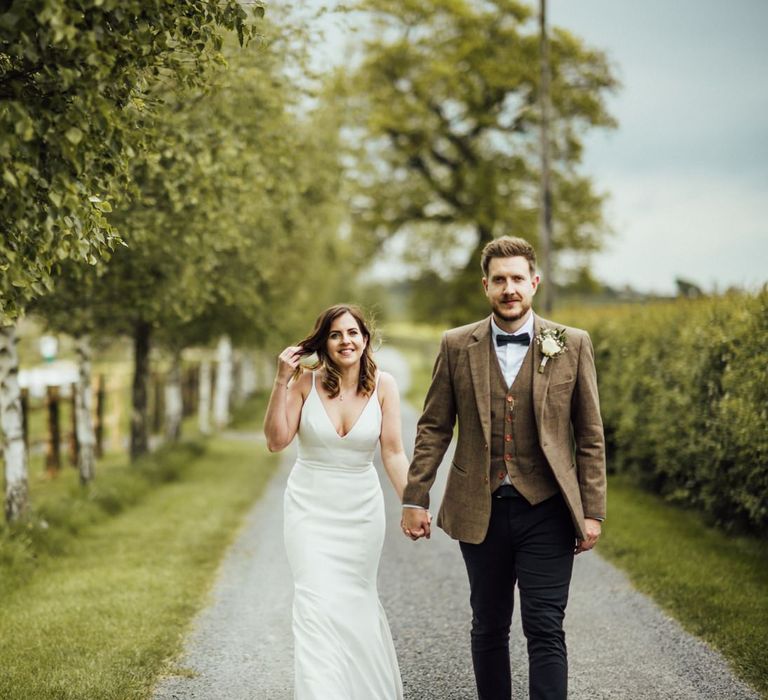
[46,385,61,476]
[181,367,191,418]
[95,374,106,458]
[182,365,199,418]
[20,387,29,450]
[152,373,164,435]
[69,382,79,467]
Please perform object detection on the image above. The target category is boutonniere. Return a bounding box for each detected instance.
[534,327,568,373]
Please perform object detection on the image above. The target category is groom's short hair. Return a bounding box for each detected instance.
[480,236,537,277]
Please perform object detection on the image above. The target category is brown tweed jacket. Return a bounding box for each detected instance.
[403,314,607,543]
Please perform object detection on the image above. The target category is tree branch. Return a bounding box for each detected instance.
[426,101,480,165]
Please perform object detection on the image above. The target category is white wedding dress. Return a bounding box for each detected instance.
[283,372,403,700]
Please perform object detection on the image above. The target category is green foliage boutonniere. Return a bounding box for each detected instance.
[535,327,568,373]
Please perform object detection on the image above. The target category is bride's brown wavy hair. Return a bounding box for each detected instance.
[294,304,377,398]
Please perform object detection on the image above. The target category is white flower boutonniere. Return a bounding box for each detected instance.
[535,327,568,374]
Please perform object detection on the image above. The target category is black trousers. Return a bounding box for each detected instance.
[459,489,576,700]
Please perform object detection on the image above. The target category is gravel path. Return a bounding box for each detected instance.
[153,349,758,700]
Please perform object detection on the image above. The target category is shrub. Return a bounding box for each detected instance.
[559,289,768,535]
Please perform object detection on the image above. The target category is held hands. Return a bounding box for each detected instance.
[575,517,601,554]
[401,508,432,541]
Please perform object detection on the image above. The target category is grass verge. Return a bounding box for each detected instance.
[0,397,278,700]
[600,475,767,697]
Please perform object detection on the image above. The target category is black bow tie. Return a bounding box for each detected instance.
[496,332,530,347]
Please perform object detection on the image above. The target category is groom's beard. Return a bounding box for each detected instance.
[492,296,531,323]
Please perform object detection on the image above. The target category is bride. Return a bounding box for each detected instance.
[263,304,423,699]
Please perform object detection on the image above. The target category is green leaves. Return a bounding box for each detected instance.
[3,170,18,188]
[583,291,768,536]
[0,0,261,323]
[65,127,84,145]
[88,196,112,213]
[31,20,350,355]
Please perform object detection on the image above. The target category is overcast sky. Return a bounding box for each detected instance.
[549,0,768,294]
[299,1,768,294]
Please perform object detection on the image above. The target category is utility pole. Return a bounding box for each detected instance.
[538,0,554,312]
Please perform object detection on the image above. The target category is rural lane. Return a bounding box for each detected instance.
[153,347,758,700]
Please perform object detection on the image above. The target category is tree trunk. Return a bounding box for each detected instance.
[164,352,183,442]
[213,336,233,429]
[0,324,29,522]
[75,335,97,485]
[198,360,212,436]
[130,321,151,461]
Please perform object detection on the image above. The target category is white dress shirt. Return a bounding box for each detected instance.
[490,313,535,387]
[491,313,534,485]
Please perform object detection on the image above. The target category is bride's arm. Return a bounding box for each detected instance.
[378,372,409,500]
[263,346,307,452]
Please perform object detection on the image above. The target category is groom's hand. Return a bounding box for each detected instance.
[575,517,601,554]
[401,507,432,540]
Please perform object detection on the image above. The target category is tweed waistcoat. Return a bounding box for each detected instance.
[488,338,559,504]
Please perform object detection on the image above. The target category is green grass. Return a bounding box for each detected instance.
[601,475,768,698]
[0,396,278,700]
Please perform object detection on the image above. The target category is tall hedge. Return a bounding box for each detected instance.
[562,289,767,535]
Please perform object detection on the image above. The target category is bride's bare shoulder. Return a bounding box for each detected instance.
[376,371,400,398]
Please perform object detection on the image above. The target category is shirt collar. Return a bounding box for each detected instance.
[490,312,534,341]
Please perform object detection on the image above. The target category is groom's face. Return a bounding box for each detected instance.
[482,256,539,326]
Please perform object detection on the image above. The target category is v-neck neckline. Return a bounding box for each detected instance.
[313,373,376,439]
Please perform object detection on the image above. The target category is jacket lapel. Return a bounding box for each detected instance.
[468,317,492,444]
[532,313,552,433]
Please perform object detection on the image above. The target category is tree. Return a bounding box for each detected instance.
[44,29,351,458]
[337,0,618,323]
[154,41,354,434]
[675,277,705,299]
[1,1,259,519]
[0,0,257,322]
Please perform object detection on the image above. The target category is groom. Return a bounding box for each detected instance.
[401,236,606,700]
